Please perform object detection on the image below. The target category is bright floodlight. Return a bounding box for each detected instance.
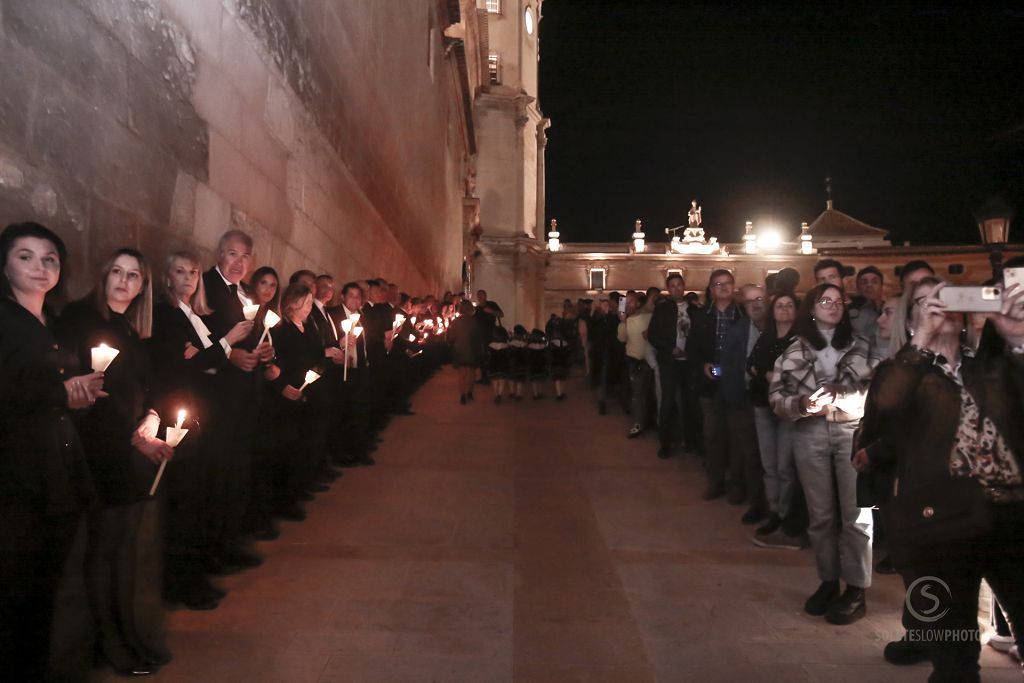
[757,229,782,251]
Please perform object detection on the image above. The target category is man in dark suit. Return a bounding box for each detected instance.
[328,281,375,466]
[647,273,700,460]
[361,280,397,428]
[201,230,274,574]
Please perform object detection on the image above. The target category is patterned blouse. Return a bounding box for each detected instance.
[936,351,1023,487]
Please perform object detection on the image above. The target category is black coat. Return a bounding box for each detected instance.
[148,301,227,437]
[647,298,701,364]
[866,345,1024,560]
[0,299,94,515]
[687,304,743,397]
[55,299,154,505]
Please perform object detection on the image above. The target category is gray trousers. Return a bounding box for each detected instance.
[792,417,873,588]
[753,406,797,517]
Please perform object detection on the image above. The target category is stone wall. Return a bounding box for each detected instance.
[0,0,469,298]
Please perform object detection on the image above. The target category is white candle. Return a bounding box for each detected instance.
[299,369,321,392]
[340,319,353,382]
[392,314,406,330]
[352,326,363,338]
[258,309,281,346]
[242,304,260,321]
[90,343,120,372]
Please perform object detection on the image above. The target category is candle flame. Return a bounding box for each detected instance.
[175,409,186,430]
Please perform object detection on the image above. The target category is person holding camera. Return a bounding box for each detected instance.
[769,282,875,625]
[687,269,744,500]
[854,275,1024,681]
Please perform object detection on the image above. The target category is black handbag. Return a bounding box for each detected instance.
[887,475,993,547]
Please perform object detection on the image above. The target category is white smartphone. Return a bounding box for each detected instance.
[618,297,627,314]
[1003,267,1024,294]
[937,285,1003,313]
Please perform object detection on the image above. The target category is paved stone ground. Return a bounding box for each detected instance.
[106,368,1021,682]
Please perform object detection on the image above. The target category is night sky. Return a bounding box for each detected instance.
[538,4,1024,246]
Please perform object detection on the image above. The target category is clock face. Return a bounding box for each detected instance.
[524,6,535,35]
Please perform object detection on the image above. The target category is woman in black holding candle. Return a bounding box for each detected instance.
[150,251,253,611]
[57,248,173,676]
[258,283,324,520]
[0,222,103,681]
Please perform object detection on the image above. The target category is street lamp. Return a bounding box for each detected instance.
[976,198,1014,279]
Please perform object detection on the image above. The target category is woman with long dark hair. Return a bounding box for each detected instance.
[748,292,800,547]
[0,222,102,680]
[769,282,875,625]
[247,265,280,313]
[857,277,1024,680]
[256,284,324,521]
[150,251,253,611]
[57,248,173,675]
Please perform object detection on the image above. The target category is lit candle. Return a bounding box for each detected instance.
[242,303,260,321]
[340,318,354,382]
[257,309,281,346]
[90,343,120,372]
[407,334,415,342]
[350,313,361,325]
[299,369,321,392]
[174,409,186,430]
[352,325,363,338]
[392,314,406,330]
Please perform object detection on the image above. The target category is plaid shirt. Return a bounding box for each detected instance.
[769,334,876,421]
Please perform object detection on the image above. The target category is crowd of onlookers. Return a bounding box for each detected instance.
[0,222,453,680]
[4,213,1024,682]
[527,255,1024,682]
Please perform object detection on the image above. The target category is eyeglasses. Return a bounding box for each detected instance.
[816,298,845,309]
[744,297,765,304]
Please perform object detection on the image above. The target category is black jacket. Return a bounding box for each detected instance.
[0,299,94,514]
[647,298,700,365]
[865,345,1024,559]
[687,304,743,397]
[56,299,154,505]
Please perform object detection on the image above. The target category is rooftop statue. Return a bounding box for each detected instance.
[688,199,702,227]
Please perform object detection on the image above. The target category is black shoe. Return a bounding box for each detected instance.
[875,555,896,575]
[883,635,931,665]
[338,458,359,468]
[254,525,280,541]
[533,394,543,400]
[460,394,467,405]
[555,394,566,402]
[804,580,841,616]
[180,592,219,611]
[657,446,672,460]
[702,484,725,501]
[740,507,767,525]
[494,395,503,404]
[825,586,866,625]
[756,514,781,536]
[308,482,330,493]
[357,455,375,466]
[398,408,415,415]
[598,400,607,415]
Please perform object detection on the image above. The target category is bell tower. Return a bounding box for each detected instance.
[472,0,549,328]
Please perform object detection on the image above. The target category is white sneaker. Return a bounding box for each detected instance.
[1010,644,1019,662]
[988,634,1015,653]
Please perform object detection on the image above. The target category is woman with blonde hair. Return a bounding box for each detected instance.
[56,248,173,674]
[150,251,252,611]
